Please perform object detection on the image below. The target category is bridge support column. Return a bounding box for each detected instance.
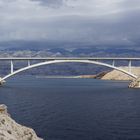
[112,60,115,66]
[10,60,14,74]
[128,60,132,73]
[28,60,31,66]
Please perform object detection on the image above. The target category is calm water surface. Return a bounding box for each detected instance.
[0,76,140,140]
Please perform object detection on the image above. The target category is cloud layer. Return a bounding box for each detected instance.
[0,0,140,46]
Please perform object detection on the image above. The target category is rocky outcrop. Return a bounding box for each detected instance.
[128,77,140,88]
[101,67,140,81]
[77,72,108,79]
[94,71,109,79]
[0,77,5,85]
[0,77,3,85]
[0,104,43,140]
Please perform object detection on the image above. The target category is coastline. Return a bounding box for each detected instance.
[36,67,140,81]
[0,104,43,140]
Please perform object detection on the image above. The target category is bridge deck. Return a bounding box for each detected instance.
[0,57,140,60]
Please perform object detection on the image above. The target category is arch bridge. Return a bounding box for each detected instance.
[0,57,140,87]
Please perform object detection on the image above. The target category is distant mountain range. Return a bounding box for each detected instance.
[0,40,140,57]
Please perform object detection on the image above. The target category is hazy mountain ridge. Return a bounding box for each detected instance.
[0,41,140,57]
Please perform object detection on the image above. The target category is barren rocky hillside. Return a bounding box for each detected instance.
[0,104,43,140]
[101,67,140,80]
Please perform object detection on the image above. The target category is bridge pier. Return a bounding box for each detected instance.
[112,60,115,67]
[0,78,5,85]
[128,60,132,73]
[11,60,14,74]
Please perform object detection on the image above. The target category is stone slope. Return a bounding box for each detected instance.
[0,104,43,140]
[101,67,140,80]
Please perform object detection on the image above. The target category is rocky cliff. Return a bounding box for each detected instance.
[0,104,43,140]
[101,67,140,80]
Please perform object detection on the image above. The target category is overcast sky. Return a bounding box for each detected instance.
[0,0,140,46]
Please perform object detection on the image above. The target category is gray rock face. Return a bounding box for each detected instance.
[128,77,140,88]
[0,104,43,140]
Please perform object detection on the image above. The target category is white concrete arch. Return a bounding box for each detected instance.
[0,60,137,83]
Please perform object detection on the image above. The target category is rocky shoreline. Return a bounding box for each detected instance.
[100,67,140,81]
[78,67,140,81]
[0,104,43,140]
[78,67,140,88]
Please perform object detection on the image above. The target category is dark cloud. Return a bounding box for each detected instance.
[31,0,64,7]
[0,0,140,48]
[43,7,140,46]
